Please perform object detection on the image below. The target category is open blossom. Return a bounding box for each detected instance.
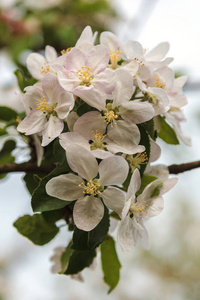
[53,45,115,110]
[46,145,129,231]
[26,45,58,80]
[17,73,74,146]
[117,169,178,252]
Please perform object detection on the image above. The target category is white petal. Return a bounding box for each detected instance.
[119,101,154,124]
[117,216,134,253]
[17,110,46,135]
[59,132,90,150]
[87,45,109,74]
[45,45,57,61]
[127,169,141,200]
[112,69,133,106]
[66,111,79,132]
[107,120,141,148]
[149,140,161,162]
[74,111,106,140]
[26,53,46,80]
[46,174,84,201]
[144,196,164,218]
[160,178,178,196]
[145,42,170,61]
[33,134,44,166]
[66,145,98,180]
[132,217,150,250]
[91,149,114,159]
[73,195,104,231]
[98,155,129,186]
[41,115,63,146]
[101,187,126,218]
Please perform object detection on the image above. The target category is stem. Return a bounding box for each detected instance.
[0,160,200,175]
[168,160,200,174]
[0,162,55,174]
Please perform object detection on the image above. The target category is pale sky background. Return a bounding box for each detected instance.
[0,0,200,299]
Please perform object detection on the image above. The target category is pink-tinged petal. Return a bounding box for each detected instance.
[107,141,145,155]
[143,196,164,218]
[98,155,129,186]
[17,110,46,135]
[91,149,113,159]
[59,132,90,151]
[45,45,57,61]
[26,53,46,80]
[150,87,169,115]
[107,120,141,149]
[121,60,139,76]
[101,187,126,218]
[41,115,64,147]
[73,195,104,231]
[42,73,64,105]
[123,40,143,60]
[57,70,79,92]
[149,140,161,162]
[64,48,86,71]
[145,42,170,61]
[120,101,154,124]
[73,86,107,111]
[132,217,150,250]
[127,169,141,200]
[66,145,98,180]
[154,66,174,90]
[100,31,122,52]
[55,93,74,119]
[112,69,133,106]
[74,111,106,140]
[76,26,97,47]
[117,215,134,253]
[160,178,178,196]
[87,45,109,74]
[22,85,44,112]
[93,69,116,95]
[46,174,84,201]
[66,111,79,132]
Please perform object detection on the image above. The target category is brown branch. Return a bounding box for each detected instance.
[168,160,200,174]
[0,160,200,175]
[0,162,55,174]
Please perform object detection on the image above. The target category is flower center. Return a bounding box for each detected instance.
[76,66,94,86]
[127,152,148,172]
[90,130,107,150]
[109,50,122,69]
[79,179,103,196]
[153,76,166,89]
[40,62,50,75]
[61,47,72,55]
[36,96,56,115]
[130,200,148,217]
[103,104,119,127]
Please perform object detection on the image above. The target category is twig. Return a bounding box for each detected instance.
[168,161,200,174]
[0,162,55,174]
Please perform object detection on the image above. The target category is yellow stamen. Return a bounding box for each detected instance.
[40,62,50,75]
[61,47,72,55]
[109,50,122,69]
[153,76,166,89]
[36,96,56,114]
[76,66,94,86]
[128,152,148,172]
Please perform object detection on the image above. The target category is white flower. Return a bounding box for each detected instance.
[26,45,58,80]
[117,169,178,252]
[53,45,115,110]
[17,73,74,146]
[46,145,129,231]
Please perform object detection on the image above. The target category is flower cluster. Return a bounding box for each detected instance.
[16,26,189,281]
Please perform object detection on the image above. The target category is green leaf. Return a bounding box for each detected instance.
[13,214,59,245]
[142,118,156,140]
[0,106,17,122]
[150,182,163,198]
[31,166,70,212]
[158,116,179,144]
[23,173,43,195]
[14,69,37,91]
[101,235,121,293]
[0,128,8,136]
[136,174,158,196]
[138,125,150,176]
[0,140,16,179]
[65,249,96,275]
[88,206,110,249]
[72,227,90,251]
[60,241,73,274]
[42,209,64,223]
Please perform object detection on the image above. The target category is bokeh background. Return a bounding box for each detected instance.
[0,0,200,299]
